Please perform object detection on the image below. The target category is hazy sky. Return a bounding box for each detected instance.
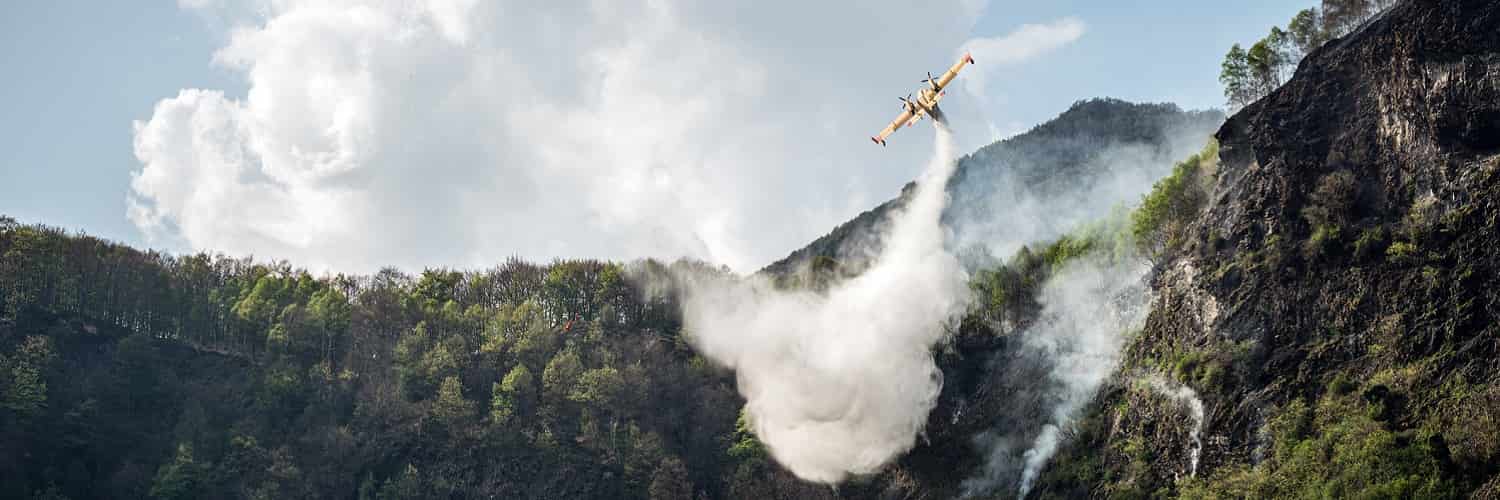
[1,0,1309,273]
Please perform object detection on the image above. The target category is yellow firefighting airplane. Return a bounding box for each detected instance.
[871,52,975,146]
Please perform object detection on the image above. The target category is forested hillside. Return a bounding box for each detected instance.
[0,219,782,499]
[4,1,1499,497]
[0,95,1216,499]
[0,118,1203,500]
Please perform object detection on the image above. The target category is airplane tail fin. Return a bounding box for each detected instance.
[871,136,886,146]
[965,52,975,64]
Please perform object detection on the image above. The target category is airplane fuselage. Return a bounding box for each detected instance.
[917,88,941,111]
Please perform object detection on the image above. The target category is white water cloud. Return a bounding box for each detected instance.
[130,0,1002,273]
[678,124,969,483]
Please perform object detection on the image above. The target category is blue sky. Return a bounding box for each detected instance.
[2,1,241,243]
[0,1,1312,271]
[968,0,1309,128]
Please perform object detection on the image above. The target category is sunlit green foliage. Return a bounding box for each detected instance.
[432,376,475,430]
[1132,141,1218,260]
[0,221,744,498]
[1180,389,1458,499]
[0,335,54,419]
[1221,1,1388,108]
[727,408,767,464]
[149,443,207,500]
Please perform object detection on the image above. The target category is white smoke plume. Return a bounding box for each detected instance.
[676,124,970,484]
[1143,373,1206,478]
[1014,257,1151,497]
[948,120,1218,497]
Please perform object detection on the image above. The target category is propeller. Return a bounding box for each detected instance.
[921,71,942,91]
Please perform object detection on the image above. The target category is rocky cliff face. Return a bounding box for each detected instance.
[1032,0,1500,497]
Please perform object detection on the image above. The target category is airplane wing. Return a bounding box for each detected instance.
[932,52,976,92]
[871,108,915,146]
[903,111,925,128]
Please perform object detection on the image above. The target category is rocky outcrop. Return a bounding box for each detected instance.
[1040,0,1500,496]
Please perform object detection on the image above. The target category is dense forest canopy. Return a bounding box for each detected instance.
[0,215,770,499]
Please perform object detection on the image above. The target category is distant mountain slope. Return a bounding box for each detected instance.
[761,98,1224,277]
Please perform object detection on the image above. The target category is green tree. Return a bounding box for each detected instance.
[1322,0,1374,37]
[488,382,516,426]
[1131,142,1216,260]
[648,456,693,500]
[413,269,462,309]
[569,366,625,406]
[394,323,435,398]
[420,339,460,388]
[1288,8,1326,56]
[478,304,516,354]
[1220,44,1254,109]
[217,435,270,497]
[500,364,536,401]
[542,349,584,402]
[509,301,558,366]
[727,408,767,464]
[256,362,308,425]
[1247,28,1291,96]
[149,443,206,500]
[305,287,350,361]
[492,364,535,427]
[431,376,475,430]
[624,423,667,483]
[376,464,424,500]
[1,336,55,419]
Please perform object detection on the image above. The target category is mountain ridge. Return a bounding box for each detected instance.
[760,97,1223,278]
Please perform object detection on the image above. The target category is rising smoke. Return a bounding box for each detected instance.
[955,254,1151,498]
[952,131,1216,496]
[1016,258,1151,496]
[1143,373,1206,478]
[675,124,970,483]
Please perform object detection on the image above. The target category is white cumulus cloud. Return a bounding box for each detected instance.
[130,0,996,273]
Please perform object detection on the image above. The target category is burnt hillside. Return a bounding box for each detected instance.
[1033,0,1500,497]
